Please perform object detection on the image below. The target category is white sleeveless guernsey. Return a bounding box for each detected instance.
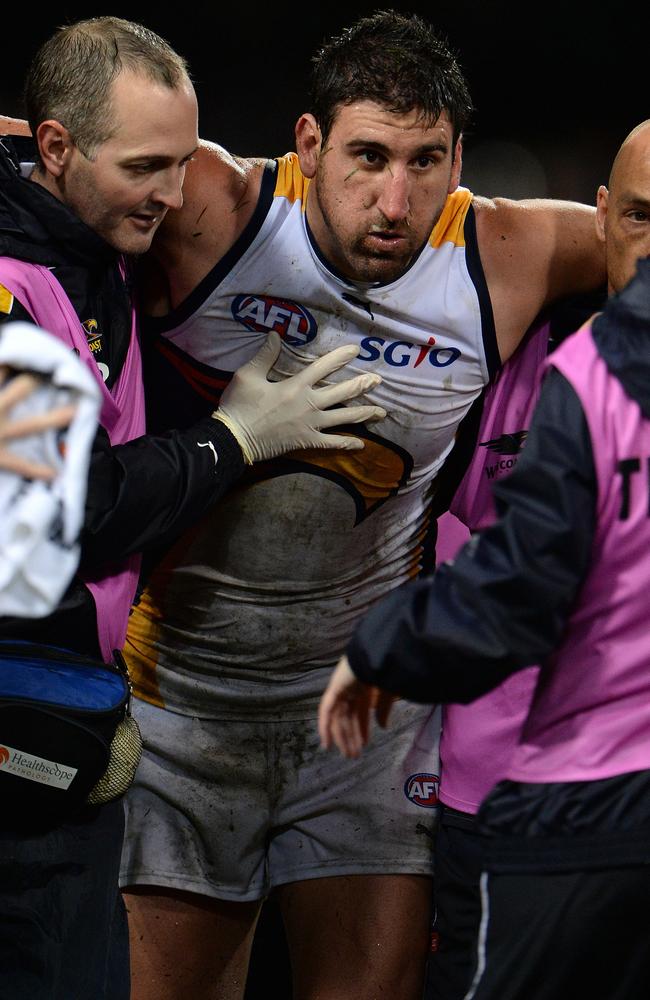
[126,154,498,719]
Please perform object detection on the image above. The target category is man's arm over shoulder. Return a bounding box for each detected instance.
[475,197,606,362]
[0,116,30,136]
[346,369,597,704]
[0,290,245,564]
[148,141,268,312]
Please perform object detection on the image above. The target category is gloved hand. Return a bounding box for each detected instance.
[213,332,386,463]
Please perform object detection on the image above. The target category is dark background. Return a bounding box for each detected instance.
[1,2,645,203]
[1,5,643,994]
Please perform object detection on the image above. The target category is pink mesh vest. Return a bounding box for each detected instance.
[436,321,549,810]
[508,323,650,782]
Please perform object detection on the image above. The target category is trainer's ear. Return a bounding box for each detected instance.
[295,113,321,179]
[36,120,74,178]
[596,185,609,243]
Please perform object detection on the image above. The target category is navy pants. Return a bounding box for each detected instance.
[469,866,650,1000]
[0,799,129,1000]
[426,807,485,1000]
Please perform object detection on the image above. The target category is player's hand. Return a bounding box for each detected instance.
[213,332,386,463]
[0,367,76,480]
[319,655,378,758]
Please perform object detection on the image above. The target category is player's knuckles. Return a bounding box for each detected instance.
[335,375,372,397]
[321,344,359,368]
[310,352,359,383]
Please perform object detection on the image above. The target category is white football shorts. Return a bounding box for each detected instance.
[120,697,441,901]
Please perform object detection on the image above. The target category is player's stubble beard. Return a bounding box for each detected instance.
[310,172,431,285]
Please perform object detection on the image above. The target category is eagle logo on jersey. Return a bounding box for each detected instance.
[231,294,318,347]
[480,430,528,456]
[250,428,414,524]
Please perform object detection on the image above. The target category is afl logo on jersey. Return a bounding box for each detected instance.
[404,772,440,808]
[231,294,318,347]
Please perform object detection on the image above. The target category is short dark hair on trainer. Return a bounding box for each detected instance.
[25,16,190,159]
[310,10,474,146]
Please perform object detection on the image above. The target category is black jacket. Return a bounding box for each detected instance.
[347,262,650,703]
[347,259,650,871]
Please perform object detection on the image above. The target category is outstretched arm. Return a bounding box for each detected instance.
[319,369,596,757]
[85,333,385,560]
[318,657,397,758]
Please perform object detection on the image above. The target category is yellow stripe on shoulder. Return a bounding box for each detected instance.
[429,188,473,249]
[274,152,310,208]
[0,284,15,316]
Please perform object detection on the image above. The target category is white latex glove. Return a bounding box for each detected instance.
[213,331,386,463]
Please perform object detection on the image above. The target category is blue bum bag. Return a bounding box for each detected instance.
[0,640,142,820]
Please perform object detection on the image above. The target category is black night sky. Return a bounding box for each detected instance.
[1,3,645,204]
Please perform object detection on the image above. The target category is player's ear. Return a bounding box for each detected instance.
[295,114,322,179]
[448,137,463,193]
[596,185,609,243]
[36,120,74,178]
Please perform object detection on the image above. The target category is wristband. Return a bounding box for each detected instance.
[211,410,255,465]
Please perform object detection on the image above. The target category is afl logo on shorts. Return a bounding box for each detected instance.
[404,772,440,808]
[231,294,318,347]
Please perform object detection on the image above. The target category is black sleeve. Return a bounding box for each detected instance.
[0,290,246,565]
[347,369,597,703]
[81,417,245,564]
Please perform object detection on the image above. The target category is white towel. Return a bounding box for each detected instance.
[0,321,101,617]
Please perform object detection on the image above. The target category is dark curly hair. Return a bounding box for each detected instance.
[310,10,473,145]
